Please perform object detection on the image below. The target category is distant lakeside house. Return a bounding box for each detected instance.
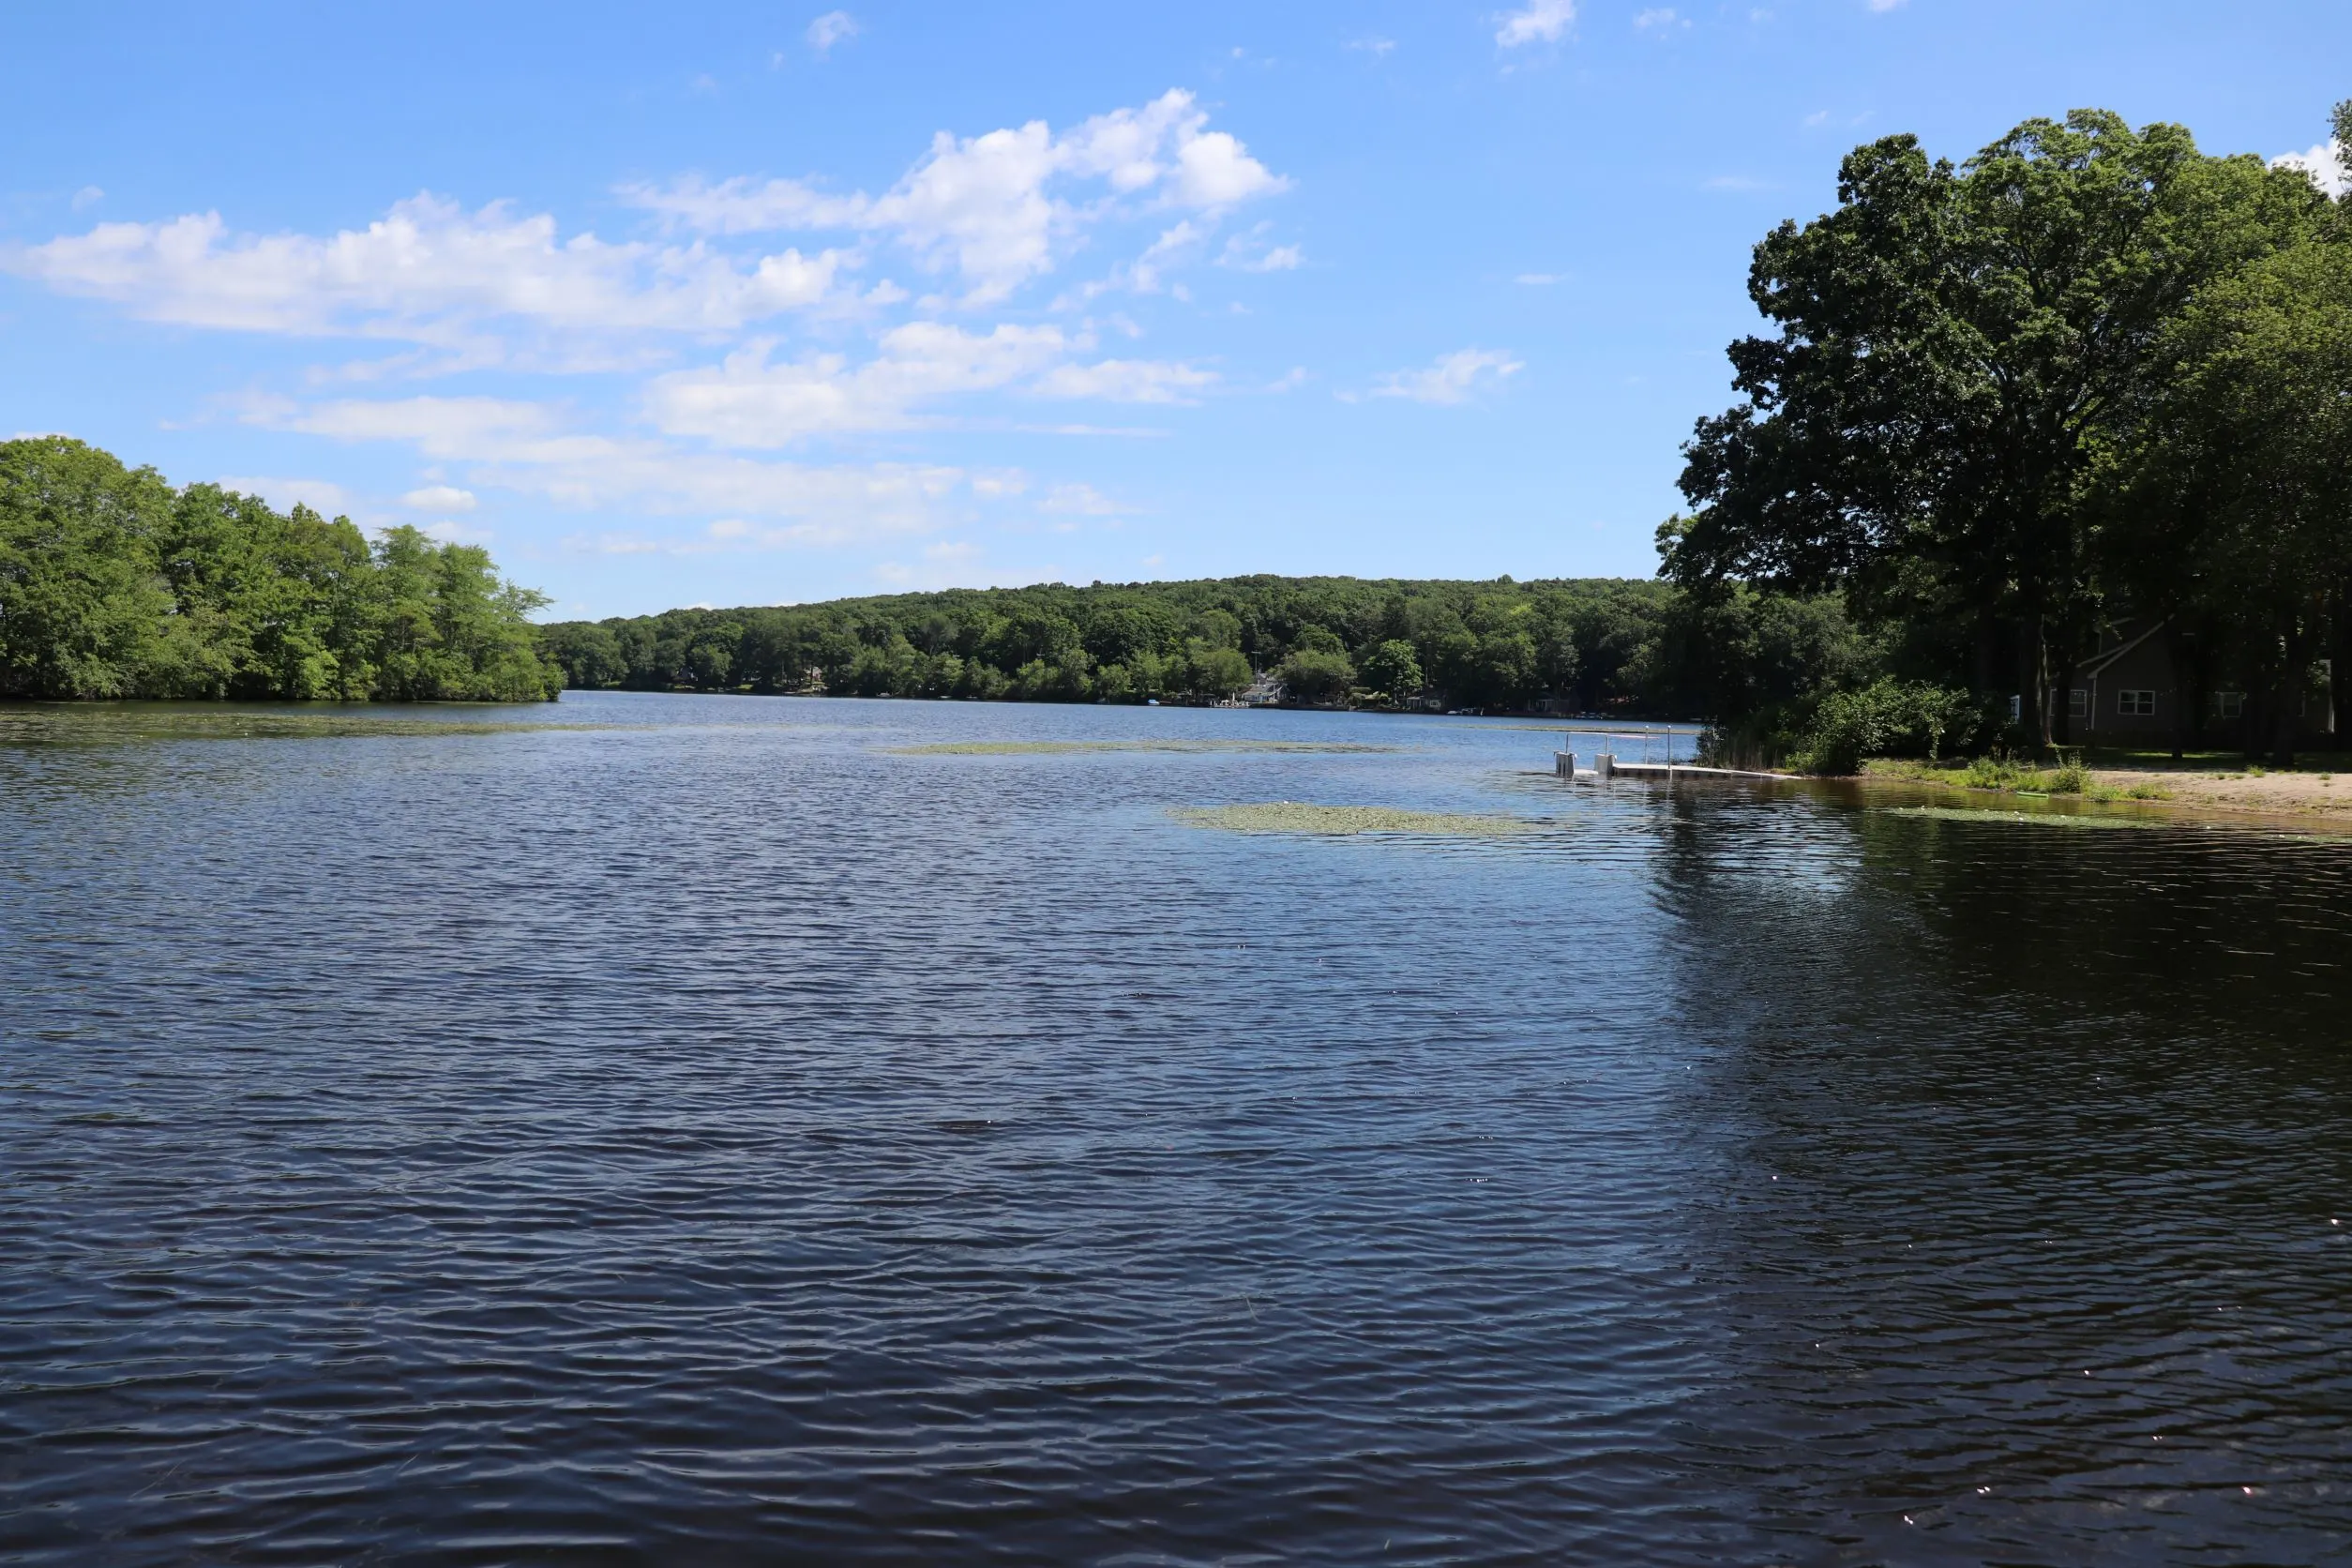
[2044,618,2337,752]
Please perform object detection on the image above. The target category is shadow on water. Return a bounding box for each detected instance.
[1649,787,2352,1563]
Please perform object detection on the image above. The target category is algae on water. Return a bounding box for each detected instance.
[0,708,605,746]
[1175,802,1537,836]
[892,739,1396,756]
[1872,805,2161,830]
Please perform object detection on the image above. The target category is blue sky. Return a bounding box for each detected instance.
[4,2,2344,618]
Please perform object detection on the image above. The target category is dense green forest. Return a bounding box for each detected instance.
[1669,104,2352,766]
[541,571,1880,719]
[0,437,561,701]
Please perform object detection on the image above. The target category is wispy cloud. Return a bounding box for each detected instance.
[1219,223,1303,273]
[1365,348,1522,404]
[213,475,352,513]
[1031,358,1215,403]
[806,10,859,55]
[249,394,969,544]
[401,484,476,511]
[1040,482,1129,516]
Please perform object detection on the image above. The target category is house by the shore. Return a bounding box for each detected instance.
[2047,619,2335,750]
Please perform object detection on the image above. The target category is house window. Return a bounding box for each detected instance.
[2067,688,2088,720]
[2117,689,2155,716]
[2008,695,2022,722]
[2212,690,2246,719]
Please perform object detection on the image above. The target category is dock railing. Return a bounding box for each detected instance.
[1551,726,1786,782]
[1554,727,1695,764]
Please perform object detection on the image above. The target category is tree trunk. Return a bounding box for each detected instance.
[2028,611,2052,753]
[2272,618,2302,771]
[2164,621,2190,761]
[2051,639,2080,753]
[2329,586,2352,746]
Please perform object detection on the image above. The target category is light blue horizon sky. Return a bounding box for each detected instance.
[4,2,2344,618]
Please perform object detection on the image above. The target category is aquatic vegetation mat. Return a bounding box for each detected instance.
[892,739,1396,755]
[1873,806,2162,830]
[0,708,606,744]
[1175,802,1537,836]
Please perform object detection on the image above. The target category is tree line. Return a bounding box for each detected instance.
[1667,103,2352,767]
[540,572,1888,720]
[0,437,561,702]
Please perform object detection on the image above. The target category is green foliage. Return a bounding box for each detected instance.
[2046,752,2091,795]
[1275,647,1355,703]
[1791,681,1990,775]
[1963,755,2026,791]
[1671,104,2340,753]
[541,574,1700,713]
[0,438,559,702]
[1357,639,1424,703]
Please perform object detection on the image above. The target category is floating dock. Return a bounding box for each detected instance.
[1554,752,1787,782]
[1551,735,1788,784]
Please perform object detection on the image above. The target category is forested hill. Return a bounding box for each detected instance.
[0,438,561,702]
[538,573,1873,720]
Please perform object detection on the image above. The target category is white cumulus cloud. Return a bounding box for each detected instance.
[2272,143,2349,199]
[1496,0,1576,47]
[622,89,1286,302]
[1370,348,1523,404]
[1,194,845,347]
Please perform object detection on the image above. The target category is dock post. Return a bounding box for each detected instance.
[1555,750,1575,778]
[1596,752,1615,780]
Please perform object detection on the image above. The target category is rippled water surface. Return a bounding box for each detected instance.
[5,692,2349,1565]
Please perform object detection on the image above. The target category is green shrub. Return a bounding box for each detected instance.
[1964,754,2024,790]
[1790,680,1991,774]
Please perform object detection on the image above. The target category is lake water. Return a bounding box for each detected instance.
[4,691,2349,1565]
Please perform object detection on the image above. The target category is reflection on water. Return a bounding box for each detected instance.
[2,693,2346,1564]
[1655,796,2352,1561]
